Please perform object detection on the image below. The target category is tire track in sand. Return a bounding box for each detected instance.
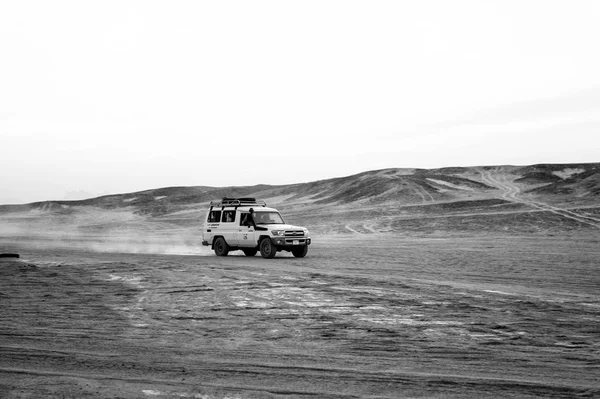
[345,224,380,234]
[345,224,362,234]
[479,168,600,229]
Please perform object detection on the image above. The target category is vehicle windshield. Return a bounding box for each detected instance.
[253,211,285,225]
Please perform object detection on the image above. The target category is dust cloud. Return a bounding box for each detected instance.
[0,207,208,256]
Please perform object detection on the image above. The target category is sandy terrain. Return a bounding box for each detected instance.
[1,164,600,398]
[1,233,599,398]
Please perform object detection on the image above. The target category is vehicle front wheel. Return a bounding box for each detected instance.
[292,246,308,258]
[260,238,277,259]
[213,237,230,256]
[242,248,257,257]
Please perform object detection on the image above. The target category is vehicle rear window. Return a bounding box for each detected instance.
[207,210,221,223]
[221,210,236,223]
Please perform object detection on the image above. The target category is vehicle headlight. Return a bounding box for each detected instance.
[271,230,285,236]
[303,229,309,236]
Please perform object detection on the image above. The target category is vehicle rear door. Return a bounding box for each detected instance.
[220,210,237,245]
[203,209,221,244]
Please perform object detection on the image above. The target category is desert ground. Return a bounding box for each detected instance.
[1,165,599,398]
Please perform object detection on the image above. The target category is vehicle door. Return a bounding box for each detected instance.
[203,209,221,244]
[235,212,256,247]
[220,210,237,245]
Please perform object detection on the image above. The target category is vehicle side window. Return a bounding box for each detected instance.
[207,210,221,223]
[240,213,250,226]
[222,210,236,223]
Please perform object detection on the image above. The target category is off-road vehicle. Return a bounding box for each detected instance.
[201,198,311,258]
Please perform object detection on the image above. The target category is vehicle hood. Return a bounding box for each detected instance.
[261,224,306,231]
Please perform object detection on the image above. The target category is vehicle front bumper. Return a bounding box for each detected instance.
[272,237,311,247]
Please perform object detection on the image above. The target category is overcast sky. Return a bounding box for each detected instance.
[1,1,599,204]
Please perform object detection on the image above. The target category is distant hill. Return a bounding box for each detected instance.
[1,163,599,253]
[3,163,599,213]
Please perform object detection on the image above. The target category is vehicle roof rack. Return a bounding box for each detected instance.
[209,197,267,208]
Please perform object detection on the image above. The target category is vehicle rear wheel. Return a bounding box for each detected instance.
[259,238,276,259]
[213,237,230,256]
[292,246,308,258]
[242,248,257,257]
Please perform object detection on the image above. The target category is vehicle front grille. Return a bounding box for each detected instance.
[284,230,304,237]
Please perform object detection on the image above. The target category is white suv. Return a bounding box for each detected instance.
[201,197,311,258]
